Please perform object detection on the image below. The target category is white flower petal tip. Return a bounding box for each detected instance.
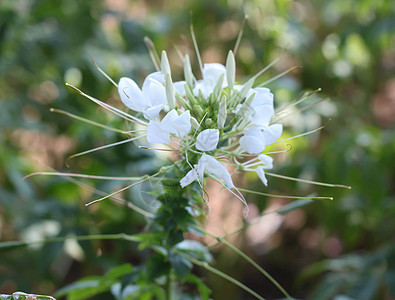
[180,154,235,190]
[146,121,170,144]
[263,124,283,145]
[161,110,191,137]
[258,154,274,169]
[118,77,144,111]
[202,154,235,189]
[196,129,220,151]
[239,135,265,155]
[180,169,198,188]
[193,63,228,98]
[118,73,166,120]
[256,166,268,186]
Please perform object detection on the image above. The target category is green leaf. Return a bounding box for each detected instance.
[169,252,193,279]
[105,263,133,280]
[277,198,314,215]
[182,274,211,300]
[54,279,103,299]
[145,254,170,281]
[176,240,212,263]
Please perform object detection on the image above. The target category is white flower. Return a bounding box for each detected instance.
[146,109,191,144]
[196,129,219,151]
[161,110,191,137]
[146,121,170,144]
[180,154,234,189]
[248,88,275,127]
[242,154,274,186]
[240,125,283,154]
[118,72,166,120]
[193,63,227,98]
[239,128,266,154]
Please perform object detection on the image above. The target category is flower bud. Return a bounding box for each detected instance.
[193,104,204,119]
[226,50,235,91]
[205,118,213,127]
[240,77,255,100]
[184,83,197,106]
[213,73,224,100]
[165,74,175,109]
[184,55,193,87]
[190,117,200,130]
[237,92,255,116]
[161,51,171,76]
[217,96,227,129]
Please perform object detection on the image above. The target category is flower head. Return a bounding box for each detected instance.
[113,49,285,208]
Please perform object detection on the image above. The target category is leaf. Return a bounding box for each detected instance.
[145,254,170,281]
[182,274,211,300]
[176,240,212,263]
[105,264,133,280]
[277,198,314,215]
[54,279,102,299]
[169,252,193,279]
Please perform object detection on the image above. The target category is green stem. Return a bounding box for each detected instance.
[204,231,294,300]
[179,252,265,300]
[165,272,172,300]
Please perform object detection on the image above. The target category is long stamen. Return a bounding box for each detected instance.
[24,172,164,181]
[265,172,352,189]
[50,108,128,135]
[210,175,249,216]
[190,19,203,76]
[258,66,301,87]
[66,83,147,125]
[239,188,334,200]
[92,58,118,87]
[85,171,162,206]
[273,122,329,144]
[275,88,321,116]
[233,15,248,56]
[144,36,161,71]
[67,135,145,166]
[253,56,281,80]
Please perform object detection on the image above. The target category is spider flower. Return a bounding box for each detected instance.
[116,50,284,205]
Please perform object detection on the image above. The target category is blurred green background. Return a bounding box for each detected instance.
[0,0,394,299]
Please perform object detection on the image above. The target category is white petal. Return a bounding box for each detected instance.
[196,155,207,178]
[118,77,145,112]
[146,71,164,84]
[252,88,273,106]
[176,110,192,136]
[143,105,165,120]
[239,135,265,154]
[244,127,265,140]
[203,154,234,188]
[196,129,219,151]
[180,169,197,188]
[257,154,274,169]
[248,88,274,125]
[173,81,186,96]
[193,81,211,98]
[262,124,283,146]
[161,110,191,137]
[202,63,227,87]
[146,121,170,144]
[250,105,275,126]
[160,109,178,131]
[255,166,268,186]
[143,77,167,108]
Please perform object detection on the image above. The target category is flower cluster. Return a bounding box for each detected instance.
[117,50,283,204]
